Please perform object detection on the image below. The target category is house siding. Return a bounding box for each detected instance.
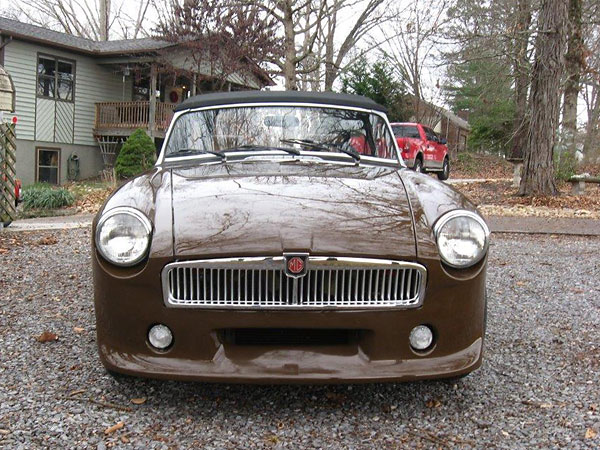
[3,39,131,147]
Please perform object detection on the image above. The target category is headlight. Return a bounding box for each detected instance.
[95,207,152,266]
[433,210,490,268]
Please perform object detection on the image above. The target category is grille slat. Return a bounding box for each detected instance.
[163,258,425,309]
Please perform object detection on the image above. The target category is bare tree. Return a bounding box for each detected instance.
[154,0,281,90]
[519,0,569,196]
[239,0,389,90]
[380,0,449,121]
[562,0,585,154]
[321,0,387,91]
[6,0,151,40]
[509,0,533,160]
[581,15,600,158]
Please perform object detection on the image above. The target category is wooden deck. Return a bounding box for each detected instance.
[94,101,175,138]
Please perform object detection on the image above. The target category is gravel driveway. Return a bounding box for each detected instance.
[0,229,598,449]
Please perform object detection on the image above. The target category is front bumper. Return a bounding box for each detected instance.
[93,255,487,383]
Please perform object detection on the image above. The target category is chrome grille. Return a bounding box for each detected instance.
[162,257,426,309]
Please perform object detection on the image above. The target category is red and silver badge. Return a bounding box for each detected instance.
[284,253,308,278]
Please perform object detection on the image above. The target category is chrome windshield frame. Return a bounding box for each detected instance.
[156,101,406,168]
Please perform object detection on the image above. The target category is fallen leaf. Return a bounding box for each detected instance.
[516,281,526,286]
[121,435,130,443]
[590,404,598,412]
[0,429,10,435]
[37,236,58,245]
[0,248,8,254]
[68,389,85,397]
[426,399,442,408]
[501,430,510,437]
[36,331,58,343]
[540,403,552,409]
[104,421,124,435]
[73,327,85,333]
[586,429,597,439]
[130,397,146,405]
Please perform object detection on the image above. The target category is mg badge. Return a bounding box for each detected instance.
[284,253,308,278]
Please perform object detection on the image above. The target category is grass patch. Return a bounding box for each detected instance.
[22,183,75,210]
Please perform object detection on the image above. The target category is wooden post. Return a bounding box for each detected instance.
[191,73,197,96]
[148,64,157,138]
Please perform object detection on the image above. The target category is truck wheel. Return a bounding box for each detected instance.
[437,158,450,180]
[414,158,424,173]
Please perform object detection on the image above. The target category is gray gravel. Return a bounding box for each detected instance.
[0,229,598,449]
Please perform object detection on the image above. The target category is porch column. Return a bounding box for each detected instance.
[148,63,157,138]
[191,73,197,96]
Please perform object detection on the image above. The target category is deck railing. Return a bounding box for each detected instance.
[95,101,176,133]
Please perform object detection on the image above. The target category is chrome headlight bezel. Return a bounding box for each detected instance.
[95,206,153,267]
[433,210,490,269]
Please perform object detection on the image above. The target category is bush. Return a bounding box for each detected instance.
[114,129,156,179]
[554,150,577,181]
[22,183,75,210]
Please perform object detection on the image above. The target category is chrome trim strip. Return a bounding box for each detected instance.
[161,257,427,310]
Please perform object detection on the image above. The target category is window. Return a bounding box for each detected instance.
[37,56,74,101]
[392,125,420,139]
[424,127,440,142]
[36,148,60,184]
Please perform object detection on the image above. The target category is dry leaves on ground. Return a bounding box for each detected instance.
[104,421,125,435]
[37,236,58,245]
[75,187,113,214]
[36,331,58,343]
[453,180,600,218]
[585,428,597,439]
[452,154,513,180]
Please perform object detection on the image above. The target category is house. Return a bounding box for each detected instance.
[0,17,273,185]
[410,98,470,156]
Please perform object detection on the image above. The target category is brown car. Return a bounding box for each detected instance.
[92,91,489,383]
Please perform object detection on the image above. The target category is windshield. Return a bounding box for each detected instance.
[163,105,399,163]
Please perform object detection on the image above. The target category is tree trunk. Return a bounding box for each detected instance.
[509,0,532,160]
[323,8,337,91]
[282,1,297,90]
[99,0,110,41]
[518,0,568,196]
[582,85,599,157]
[562,0,583,154]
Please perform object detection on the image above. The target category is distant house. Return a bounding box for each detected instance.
[410,98,471,155]
[0,17,273,185]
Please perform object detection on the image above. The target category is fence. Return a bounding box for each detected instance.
[0,122,17,225]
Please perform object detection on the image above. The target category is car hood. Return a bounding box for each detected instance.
[169,160,416,259]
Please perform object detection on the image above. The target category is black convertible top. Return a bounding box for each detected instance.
[174,90,387,113]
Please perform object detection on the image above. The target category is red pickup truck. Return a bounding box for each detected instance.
[391,122,450,180]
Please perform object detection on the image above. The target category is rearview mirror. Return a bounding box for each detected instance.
[264,115,300,128]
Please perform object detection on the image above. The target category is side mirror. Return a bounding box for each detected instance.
[440,138,447,145]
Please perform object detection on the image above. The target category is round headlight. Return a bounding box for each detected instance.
[433,210,490,268]
[96,207,152,266]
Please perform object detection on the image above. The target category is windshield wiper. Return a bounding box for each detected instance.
[172,148,226,160]
[280,138,361,163]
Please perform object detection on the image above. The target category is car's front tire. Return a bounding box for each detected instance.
[437,157,450,180]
